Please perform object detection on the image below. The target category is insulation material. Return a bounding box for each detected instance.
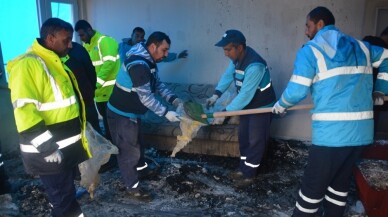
[171,105,206,157]
[171,86,237,157]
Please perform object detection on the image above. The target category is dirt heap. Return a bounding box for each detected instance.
[358,159,388,190]
[2,139,366,217]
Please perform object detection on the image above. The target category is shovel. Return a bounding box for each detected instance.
[184,96,388,124]
[183,101,312,124]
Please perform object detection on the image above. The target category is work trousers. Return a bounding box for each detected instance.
[40,167,82,217]
[292,145,365,217]
[107,108,141,188]
[238,113,272,178]
[96,101,111,141]
[0,144,10,195]
[85,105,102,135]
[136,141,148,171]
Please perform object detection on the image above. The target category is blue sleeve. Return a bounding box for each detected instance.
[226,63,265,111]
[163,52,177,62]
[155,79,177,104]
[118,42,131,63]
[371,46,388,94]
[215,62,235,96]
[136,83,168,116]
[279,46,316,108]
[129,65,168,116]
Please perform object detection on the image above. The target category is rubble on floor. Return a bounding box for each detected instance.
[2,139,368,217]
[0,194,19,216]
[358,159,388,190]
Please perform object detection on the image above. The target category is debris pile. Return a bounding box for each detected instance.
[3,139,367,217]
[358,159,388,190]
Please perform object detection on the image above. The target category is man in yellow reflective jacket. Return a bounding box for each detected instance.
[7,18,90,217]
[75,20,120,142]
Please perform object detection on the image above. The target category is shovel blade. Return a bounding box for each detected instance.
[183,101,209,124]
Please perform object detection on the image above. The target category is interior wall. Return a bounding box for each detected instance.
[362,0,388,36]
[81,0,382,141]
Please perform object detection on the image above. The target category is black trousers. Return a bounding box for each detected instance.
[85,105,102,135]
[96,101,111,141]
[40,167,82,217]
[136,138,147,171]
[107,108,142,188]
[292,145,365,217]
[238,113,272,178]
[0,144,10,195]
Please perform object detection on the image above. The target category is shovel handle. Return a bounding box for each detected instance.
[202,95,388,118]
[202,104,313,118]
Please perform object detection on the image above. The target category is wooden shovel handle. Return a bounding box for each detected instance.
[202,96,388,118]
[202,104,313,118]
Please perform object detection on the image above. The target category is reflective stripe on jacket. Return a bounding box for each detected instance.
[279,25,388,147]
[7,39,90,175]
[83,31,120,102]
[109,43,177,118]
[214,47,276,111]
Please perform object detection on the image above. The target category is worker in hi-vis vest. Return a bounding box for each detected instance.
[75,19,120,142]
[7,18,91,217]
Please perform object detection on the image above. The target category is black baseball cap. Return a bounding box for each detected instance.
[215,29,246,47]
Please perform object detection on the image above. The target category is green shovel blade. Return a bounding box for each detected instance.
[183,101,209,124]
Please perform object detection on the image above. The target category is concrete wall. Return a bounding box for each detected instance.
[362,0,388,36]
[81,0,383,141]
[0,0,386,153]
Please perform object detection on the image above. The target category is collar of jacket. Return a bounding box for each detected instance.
[33,38,63,62]
[90,31,102,45]
[127,43,154,63]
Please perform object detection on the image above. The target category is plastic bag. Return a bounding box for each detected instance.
[78,122,119,199]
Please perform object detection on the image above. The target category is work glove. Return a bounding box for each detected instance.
[206,94,219,109]
[165,111,181,122]
[177,50,188,59]
[373,92,385,106]
[44,149,63,164]
[172,98,183,107]
[272,101,287,117]
[211,117,226,125]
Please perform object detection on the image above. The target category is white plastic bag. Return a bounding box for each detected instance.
[78,122,119,199]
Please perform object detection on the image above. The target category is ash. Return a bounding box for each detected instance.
[358,159,388,190]
[3,140,367,217]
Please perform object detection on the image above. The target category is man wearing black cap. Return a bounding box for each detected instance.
[206,30,276,187]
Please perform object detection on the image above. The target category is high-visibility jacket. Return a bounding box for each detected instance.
[7,39,91,175]
[214,46,276,111]
[278,25,388,147]
[83,31,120,102]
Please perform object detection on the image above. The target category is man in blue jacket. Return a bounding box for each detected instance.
[119,27,188,66]
[118,27,187,178]
[272,7,388,217]
[107,31,182,202]
[207,30,276,188]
